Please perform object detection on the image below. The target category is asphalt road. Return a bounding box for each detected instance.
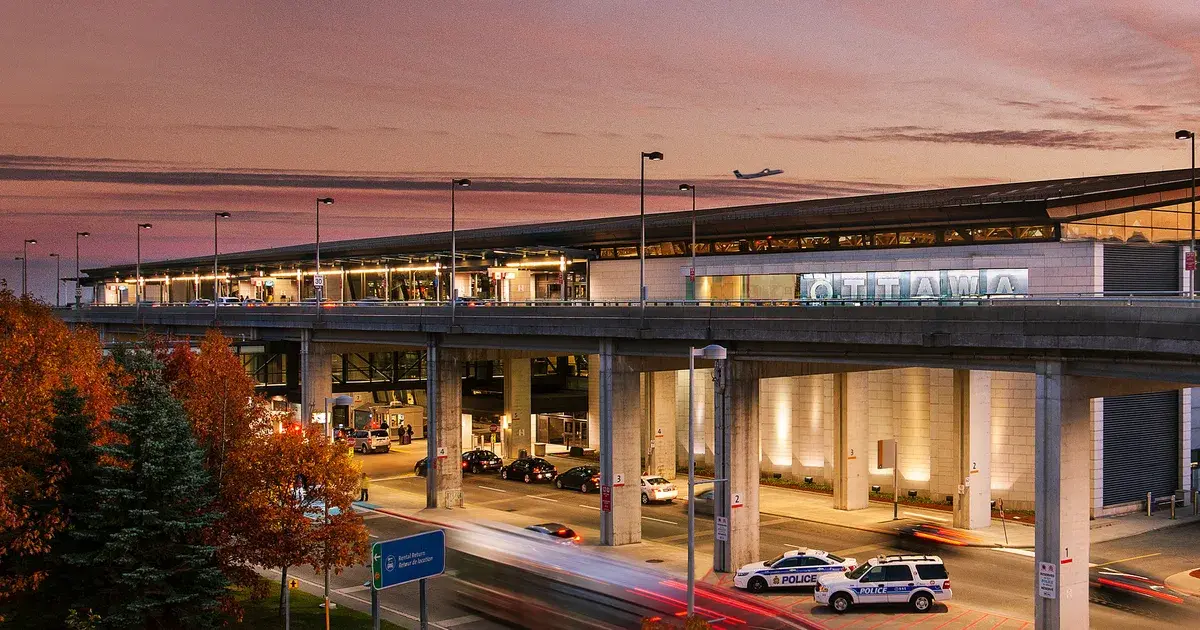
[371,462,1199,629]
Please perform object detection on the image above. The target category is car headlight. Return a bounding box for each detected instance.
[817,584,827,592]
[736,571,749,577]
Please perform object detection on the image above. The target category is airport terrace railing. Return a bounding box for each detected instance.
[71,291,1200,310]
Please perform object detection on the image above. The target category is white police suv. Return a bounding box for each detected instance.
[734,548,857,593]
[815,555,951,613]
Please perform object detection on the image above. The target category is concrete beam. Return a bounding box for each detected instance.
[300,330,332,426]
[1034,362,1091,628]
[713,359,761,572]
[953,370,992,530]
[833,372,870,511]
[425,341,464,509]
[599,340,642,546]
[502,358,533,460]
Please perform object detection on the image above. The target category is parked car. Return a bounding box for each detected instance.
[354,296,386,305]
[186,298,213,307]
[524,522,580,544]
[815,555,951,613]
[215,296,242,306]
[352,429,391,454]
[500,457,557,483]
[463,449,503,473]
[554,466,600,493]
[640,475,678,504]
[734,548,856,592]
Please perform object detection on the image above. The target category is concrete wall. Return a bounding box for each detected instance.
[588,240,1102,301]
[990,371,1036,510]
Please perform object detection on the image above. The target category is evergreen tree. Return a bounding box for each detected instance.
[76,347,228,629]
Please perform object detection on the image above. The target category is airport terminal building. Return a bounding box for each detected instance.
[84,169,1198,516]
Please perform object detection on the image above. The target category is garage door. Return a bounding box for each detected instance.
[1103,391,1179,506]
[1103,244,1179,294]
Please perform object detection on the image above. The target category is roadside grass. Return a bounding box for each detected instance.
[231,578,406,629]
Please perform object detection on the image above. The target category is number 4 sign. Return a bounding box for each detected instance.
[436,446,448,459]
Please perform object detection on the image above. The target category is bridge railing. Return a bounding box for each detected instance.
[65,291,1200,311]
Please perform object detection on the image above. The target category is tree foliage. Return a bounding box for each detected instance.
[0,291,120,607]
[69,346,228,629]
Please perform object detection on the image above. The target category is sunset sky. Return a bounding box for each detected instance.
[2,1,1198,301]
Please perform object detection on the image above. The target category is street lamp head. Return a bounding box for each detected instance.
[317,197,334,204]
[216,211,231,218]
[77,231,90,237]
[1176,129,1194,140]
[332,394,354,406]
[679,183,694,191]
[453,178,471,187]
[49,253,60,258]
[642,151,664,161]
[696,343,727,360]
[24,239,36,245]
[138,223,152,229]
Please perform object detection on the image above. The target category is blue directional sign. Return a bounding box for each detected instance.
[371,530,446,590]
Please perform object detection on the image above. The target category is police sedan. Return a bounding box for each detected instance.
[734,548,857,593]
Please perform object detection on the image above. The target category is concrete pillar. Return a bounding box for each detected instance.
[1034,362,1090,629]
[713,359,760,572]
[953,370,992,530]
[598,341,642,546]
[648,371,677,479]
[425,341,463,509]
[587,353,600,450]
[1180,389,1193,506]
[502,358,532,460]
[299,331,332,426]
[833,372,870,511]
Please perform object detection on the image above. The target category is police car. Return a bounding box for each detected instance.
[815,555,951,613]
[733,548,857,593]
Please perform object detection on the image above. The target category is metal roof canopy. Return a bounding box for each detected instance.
[84,168,1197,280]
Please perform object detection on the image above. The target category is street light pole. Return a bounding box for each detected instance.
[320,393,351,629]
[679,184,697,299]
[1177,130,1196,298]
[450,179,470,327]
[639,151,663,327]
[75,232,90,309]
[213,212,231,317]
[315,198,334,306]
[136,224,152,312]
[21,239,35,297]
[688,343,726,618]
[49,253,61,307]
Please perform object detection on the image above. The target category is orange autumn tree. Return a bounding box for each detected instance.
[158,330,279,590]
[231,423,369,613]
[0,291,121,607]
[158,330,366,607]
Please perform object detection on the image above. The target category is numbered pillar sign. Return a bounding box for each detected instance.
[731,492,744,508]
[436,446,448,459]
[613,473,625,487]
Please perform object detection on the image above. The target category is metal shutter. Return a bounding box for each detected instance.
[1102,391,1179,506]
[1103,244,1180,294]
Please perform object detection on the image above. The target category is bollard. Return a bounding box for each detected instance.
[1171,493,1176,519]
[1193,490,1198,516]
[1147,491,1153,516]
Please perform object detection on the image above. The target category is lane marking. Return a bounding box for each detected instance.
[371,475,414,482]
[527,494,559,503]
[335,585,371,594]
[369,534,380,539]
[477,485,508,493]
[641,515,678,525]
[993,548,1035,558]
[1094,552,1160,567]
[759,517,792,527]
[439,614,484,627]
[903,511,949,523]
[578,504,601,511]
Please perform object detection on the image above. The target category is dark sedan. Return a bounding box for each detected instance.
[415,449,503,476]
[500,457,557,483]
[463,449,503,473]
[524,522,580,544]
[554,465,600,493]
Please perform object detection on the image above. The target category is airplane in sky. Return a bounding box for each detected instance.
[733,168,784,179]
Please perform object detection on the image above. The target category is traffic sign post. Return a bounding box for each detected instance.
[601,484,612,512]
[371,530,446,630]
